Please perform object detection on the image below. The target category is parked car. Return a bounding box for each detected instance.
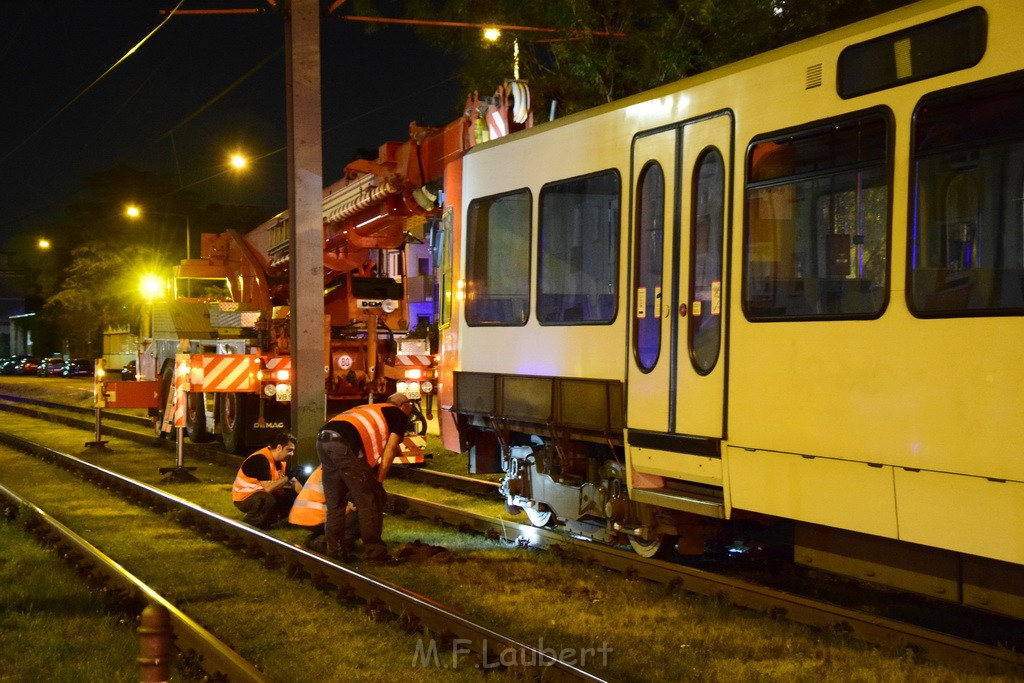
[14,357,41,375]
[61,358,94,378]
[1,355,27,375]
[37,357,66,377]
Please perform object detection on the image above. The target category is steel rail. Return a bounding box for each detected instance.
[0,392,150,426]
[390,495,1024,676]
[0,396,242,469]
[3,395,1021,675]
[0,430,608,682]
[0,481,272,682]
[390,461,500,496]
[0,394,500,495]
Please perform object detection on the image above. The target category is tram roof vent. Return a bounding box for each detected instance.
[806,63,823,89]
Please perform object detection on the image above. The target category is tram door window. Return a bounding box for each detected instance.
[465,189,532,325]
[689,148,725,375]
[910,75,1024,316]
[537,171,620,325]
[743,113,890,320]
[633,161,666,372]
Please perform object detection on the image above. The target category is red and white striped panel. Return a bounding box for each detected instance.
[392,355,433,368]
[173,354,188,427]
[395,435,426,465]
[190,355,257,393]
[264,356,291,375]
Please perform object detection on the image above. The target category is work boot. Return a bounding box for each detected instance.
[325,546,352,563]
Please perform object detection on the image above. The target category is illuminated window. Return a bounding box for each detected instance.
[744,113,890,320]
[909,75,1024,316]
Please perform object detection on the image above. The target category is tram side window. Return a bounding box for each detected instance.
[538,170,620,325]
[465,189,532,326]
[744,114,890,320]
[910,76,1024,316]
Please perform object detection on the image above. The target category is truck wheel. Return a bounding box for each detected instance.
[186,391,214,443]
[220,392,250,454]
[155,363,174,438]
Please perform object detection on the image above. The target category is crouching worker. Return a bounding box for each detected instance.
[232,432,302,529]
[288,465,359,553]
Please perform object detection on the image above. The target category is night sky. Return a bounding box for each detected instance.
[0,2,463,252]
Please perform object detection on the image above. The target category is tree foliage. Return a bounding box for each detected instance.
[357,0,915,117]
[43,243,169,357]
[29,165,203,357]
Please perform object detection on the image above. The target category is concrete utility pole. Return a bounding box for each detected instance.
[284,0,325,467]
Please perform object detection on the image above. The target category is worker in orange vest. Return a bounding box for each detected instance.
[315,393,413,562]
[288,465,359,552]
[232,432,302,529]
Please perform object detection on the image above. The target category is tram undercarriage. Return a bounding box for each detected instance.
[469,426,723,558]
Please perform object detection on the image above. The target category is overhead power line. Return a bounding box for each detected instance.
[0,0,187,169]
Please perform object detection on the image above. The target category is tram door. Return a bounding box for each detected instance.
[627,129,678,431]
[628,114,731,438]
[673,114,730,438]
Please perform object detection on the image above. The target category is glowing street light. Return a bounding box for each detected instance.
[229,153,248,170]
[138,272,164,341]
[483,27,501,42]
[139,273,165,301]
[37,237,51,250]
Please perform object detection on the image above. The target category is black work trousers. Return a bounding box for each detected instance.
[234,489,296,529]
[316,436,388,561]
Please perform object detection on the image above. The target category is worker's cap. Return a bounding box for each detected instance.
[387,392,410,407]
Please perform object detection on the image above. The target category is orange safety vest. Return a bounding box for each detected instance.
[232,447,286,502]
[325,403,394,467]
[288,466,325,527]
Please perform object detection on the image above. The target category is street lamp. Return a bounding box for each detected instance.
[125,205,191,260]
[138,273,164,339]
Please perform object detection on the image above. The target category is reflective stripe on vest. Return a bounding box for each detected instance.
[288,467,325,526]
[232,448,284,502]
[328,404,391,467]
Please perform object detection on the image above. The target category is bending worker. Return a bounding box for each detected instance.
[232,432,302,529]
[315,393,413,562]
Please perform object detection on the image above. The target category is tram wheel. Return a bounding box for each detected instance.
[525,506,553,527]
[628,533,678,559]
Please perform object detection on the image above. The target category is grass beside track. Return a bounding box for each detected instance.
[0,520,141,682]
[0,379,1013,681]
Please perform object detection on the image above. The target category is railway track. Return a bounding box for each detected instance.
[0,431,607,681]
[0,481,272,682]
[1,387,1021,677]
[0,390,499,496]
